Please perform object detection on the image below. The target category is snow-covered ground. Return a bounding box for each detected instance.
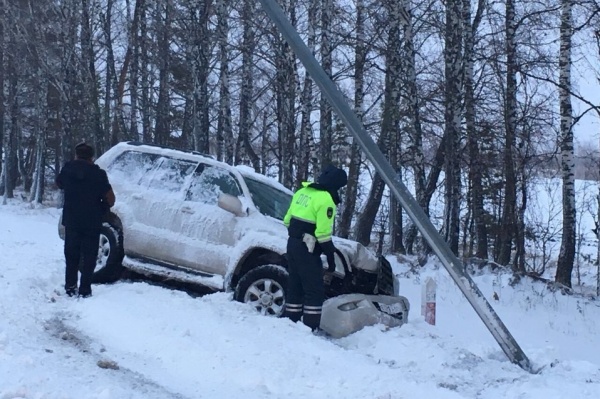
[1,200,600,398]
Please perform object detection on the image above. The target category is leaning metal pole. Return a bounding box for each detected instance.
[258,0,533,372]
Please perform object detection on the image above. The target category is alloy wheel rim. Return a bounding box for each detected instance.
[97,234,111,267]
[244,278,285,316]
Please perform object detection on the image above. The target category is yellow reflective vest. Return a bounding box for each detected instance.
[283,182,336,243]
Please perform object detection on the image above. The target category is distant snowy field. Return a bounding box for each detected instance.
[1,200,600,399]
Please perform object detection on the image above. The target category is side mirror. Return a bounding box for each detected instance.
[218,192,246,217]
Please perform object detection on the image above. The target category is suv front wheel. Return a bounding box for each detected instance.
[91,221,124,284]
[234,265,288,317]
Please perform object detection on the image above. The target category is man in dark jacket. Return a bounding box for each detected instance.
[282,165,348,331]
[56,142,115,297]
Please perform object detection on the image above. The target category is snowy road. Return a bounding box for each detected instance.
[1,201,600,398]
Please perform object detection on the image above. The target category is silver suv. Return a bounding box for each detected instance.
[59,142,398,315]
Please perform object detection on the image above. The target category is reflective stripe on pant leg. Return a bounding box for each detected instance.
[302,305,322,330]
[283,303,303,322]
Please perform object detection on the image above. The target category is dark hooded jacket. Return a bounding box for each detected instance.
[57,160,113,230]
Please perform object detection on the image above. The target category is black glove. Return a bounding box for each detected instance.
[320,240,337,272]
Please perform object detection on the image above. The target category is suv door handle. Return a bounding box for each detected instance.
[132,194,143,200]
[181,206,195,214]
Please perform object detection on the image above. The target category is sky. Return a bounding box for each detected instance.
[1,199,600,399]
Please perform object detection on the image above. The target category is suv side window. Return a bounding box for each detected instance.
[107,150,160,185]
[186,164,242,204]
[143,157,198,194]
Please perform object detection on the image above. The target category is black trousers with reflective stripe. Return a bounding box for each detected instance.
[284,236,324,330]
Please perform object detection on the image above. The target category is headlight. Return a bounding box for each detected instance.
[354,243,378,273]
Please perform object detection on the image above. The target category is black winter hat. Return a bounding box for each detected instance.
[317,164,348,192]
[75,142,94,160]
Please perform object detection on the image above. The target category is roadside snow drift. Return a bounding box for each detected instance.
[1,200,599,398]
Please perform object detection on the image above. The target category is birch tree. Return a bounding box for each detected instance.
[355,1,402,246]
[82,0,104,153]
[0,0,4,195]
[339,0,367,238]
[319,0,334,169]
[296,0,319,185]
[275,0,298,185]
[555,0,575,288]
[235,0,261,169]
[155,0,172,146]
[189,0,212,153]
[215,0,233,163]
[464,0,487,259]
[443,0,464,255]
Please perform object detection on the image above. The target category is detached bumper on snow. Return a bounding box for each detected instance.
[320,293,410,338]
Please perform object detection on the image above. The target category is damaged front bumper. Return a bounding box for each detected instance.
[323,255,399,298]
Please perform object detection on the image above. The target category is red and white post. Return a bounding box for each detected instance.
[422,277,436,325]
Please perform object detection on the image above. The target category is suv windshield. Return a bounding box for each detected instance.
[243,177,292,221]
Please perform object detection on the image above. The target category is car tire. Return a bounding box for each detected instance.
[234,265,288,317]
[91,221,124,284]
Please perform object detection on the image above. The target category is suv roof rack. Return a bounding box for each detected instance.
[126,141,215,159]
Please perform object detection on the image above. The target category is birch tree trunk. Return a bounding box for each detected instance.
[319,0,333,169]
[0,0,4,193]
[82,0,104,153]
[387,0,404,253]
[338,0,366,239]
[497,0,518,266]
[275,0,298,186]
[402,2,436,255]
[355,1,402,247]
[296,0,319,185]
[29,73,46,204]
[4,54,18,201]
[464,0,488,259]
[216,0,233,163]
[443,0,464,255]
[191,0,212,154]
[236,0,260,169]
[103,0,116,146]
[129,0,143,141]
[140,1,152,142]
[555,0,575,288]
[155,0,171,146]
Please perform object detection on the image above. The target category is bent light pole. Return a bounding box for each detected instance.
[258,0,533,372]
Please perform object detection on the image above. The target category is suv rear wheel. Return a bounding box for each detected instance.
[234,265,288,316]
[91,221,124,284]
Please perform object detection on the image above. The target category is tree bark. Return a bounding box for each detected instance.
[555,0,575,288]
[215,0,233,163]
[154,0,172,146]
[497,0,518,266]
[319,0,333,170]
[296,0,319,185]
[338,0,366,239]
[236,0,260,169]
[443,0,464,255]
[464,0,488,259]
[191,0,212,154]
[81,0,105,153]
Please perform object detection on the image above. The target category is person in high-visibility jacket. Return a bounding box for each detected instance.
[283,164,348,331]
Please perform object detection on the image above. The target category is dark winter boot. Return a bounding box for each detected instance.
[65,285,77,297]
[302,305,322,331]
[283,303,303,322]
